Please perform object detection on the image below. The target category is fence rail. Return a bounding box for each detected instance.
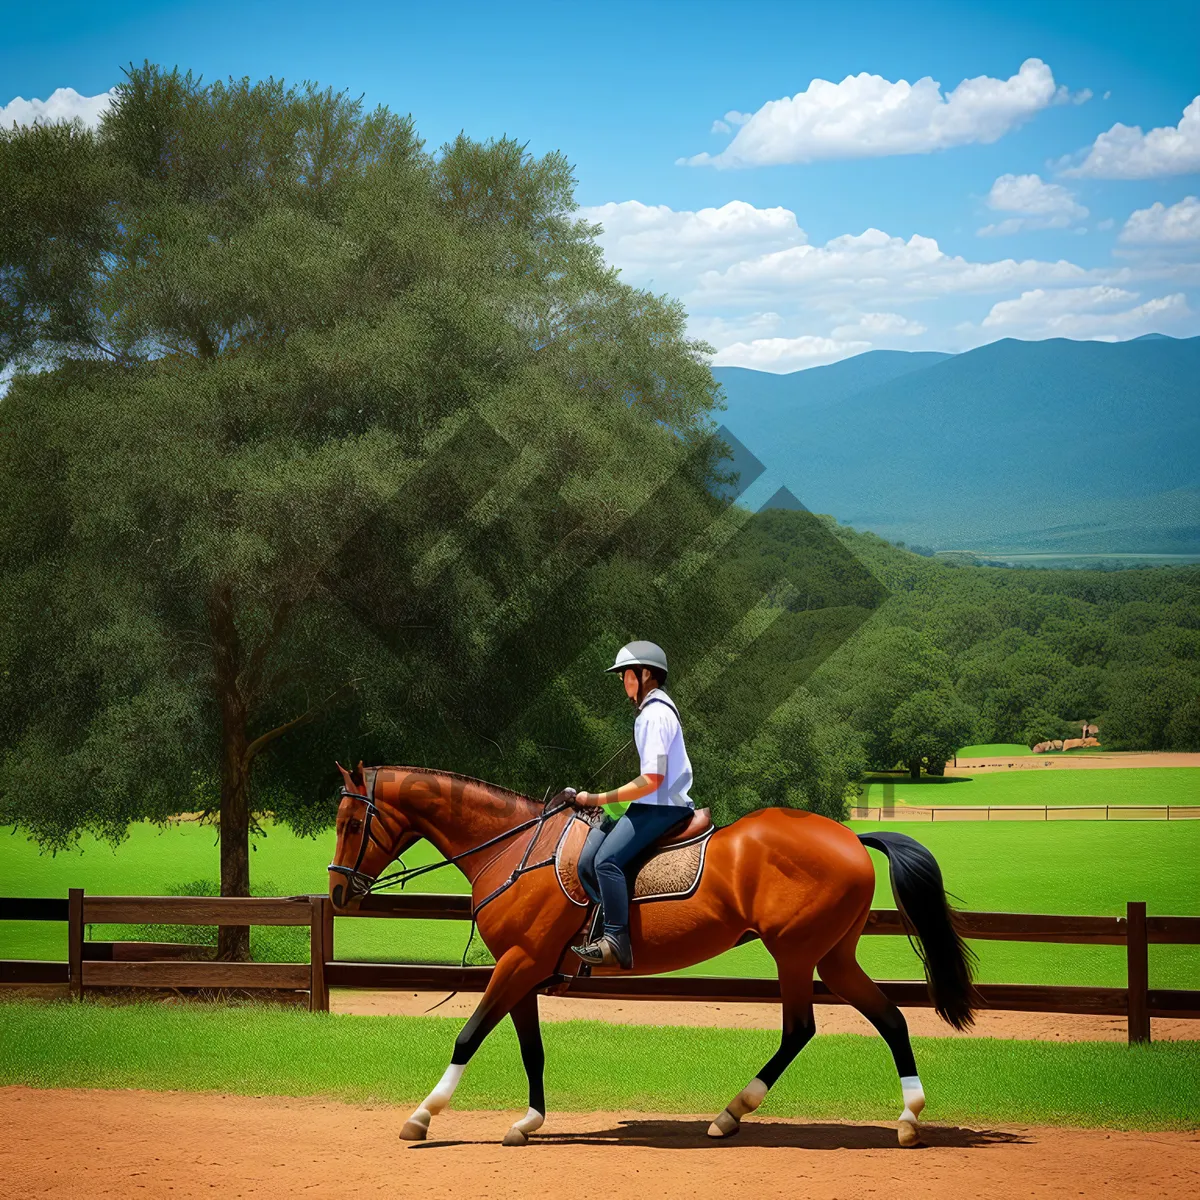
[850,804,1200,822]
[2,890,1198,1043]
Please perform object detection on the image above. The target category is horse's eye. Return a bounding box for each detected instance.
[346,818,362,835]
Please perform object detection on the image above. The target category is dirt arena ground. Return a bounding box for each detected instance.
[947,751,1200,774]
[3,1086,1196,1200]
[332,988,1200,1042]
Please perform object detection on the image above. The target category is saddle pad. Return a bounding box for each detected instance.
[554,813,713,906]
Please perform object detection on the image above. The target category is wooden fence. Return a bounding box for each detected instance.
[849,804,1200,821]
[2,890,1198,1044]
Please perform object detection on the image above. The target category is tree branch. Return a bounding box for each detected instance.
[242,677,362,766]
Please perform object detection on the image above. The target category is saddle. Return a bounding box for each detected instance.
[554,808,714,907]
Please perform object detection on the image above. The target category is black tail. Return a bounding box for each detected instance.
[858,831,979,1031]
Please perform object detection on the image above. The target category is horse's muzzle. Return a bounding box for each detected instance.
[328,864,373,910]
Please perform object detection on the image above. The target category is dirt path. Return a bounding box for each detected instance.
[331,988,1200,1042]
[3,1087,1195,1200]
[947,752,1200,773]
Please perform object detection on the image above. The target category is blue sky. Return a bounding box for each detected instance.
[4,0,1199,370]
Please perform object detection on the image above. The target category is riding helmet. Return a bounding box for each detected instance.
[606,640,669,678]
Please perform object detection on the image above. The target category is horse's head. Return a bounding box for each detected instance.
[327,761,417,910]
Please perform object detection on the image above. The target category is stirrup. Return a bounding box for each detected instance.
[570,933,633,971]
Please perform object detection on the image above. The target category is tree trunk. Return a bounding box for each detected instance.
[209,584,252,962]
[217,739,252,961]
[908,757,921,781]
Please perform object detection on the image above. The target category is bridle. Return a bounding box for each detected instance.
[328,772,577,907]
[327,770,398,901]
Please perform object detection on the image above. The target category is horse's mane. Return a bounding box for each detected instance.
[370,764,541,815]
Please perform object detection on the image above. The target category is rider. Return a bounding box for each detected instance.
[570,640,694,970]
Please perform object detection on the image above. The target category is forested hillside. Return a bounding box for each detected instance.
[806,518,1200,773]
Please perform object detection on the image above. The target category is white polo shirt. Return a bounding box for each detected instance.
[634,688,695,809]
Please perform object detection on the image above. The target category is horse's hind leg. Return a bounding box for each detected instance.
[817,932,925,1147]
[708,960,815,1138]
[502,990,546,1147]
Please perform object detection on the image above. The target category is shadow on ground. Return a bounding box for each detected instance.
[411,1118,1031,1151]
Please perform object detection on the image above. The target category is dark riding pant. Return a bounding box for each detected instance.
[591,803,692,937]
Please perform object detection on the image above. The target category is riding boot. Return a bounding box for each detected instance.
[570,927,634,970]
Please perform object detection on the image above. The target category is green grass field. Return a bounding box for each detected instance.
[957,743,1034,757]
[1,1000,1195,1131]
[3,817,1197,989]
[859,766,1200,808]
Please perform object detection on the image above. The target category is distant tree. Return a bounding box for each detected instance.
[888,688,977,779]
[1166,696,1200,752]
[1018,710,1076,750]
[710,691,865,823]
[1045,666,1108,725]
[813,625,951,771]
[1102,666,1197,750]
[924,602,1003,657]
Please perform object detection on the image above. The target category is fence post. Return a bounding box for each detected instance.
[309,896,330,1013]
[1126,901,1150,1045]
[68,888,84,1001]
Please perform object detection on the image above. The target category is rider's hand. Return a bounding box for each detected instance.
[572,790,590,807]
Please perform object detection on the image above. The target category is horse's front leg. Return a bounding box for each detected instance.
[501,990,545,1146]
[400,947,541,1143]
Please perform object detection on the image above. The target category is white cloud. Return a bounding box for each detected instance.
[979,286,1191,340]
[830,311,926,339]
[691,225,1098,306]
[681,59,1073,168]
[712,334,870,372]
[688,311,784,347]
[584,197,1200,364]
[1119,196,1200,245]
[0,86,117,128]
[711,119,731,135]
[724,110,753,126]
[977,173,1088,235]
[579,199,807,279]
[1063,95,1200,179]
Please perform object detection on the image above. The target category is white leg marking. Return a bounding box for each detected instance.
[424,1062,466,1115]
[707,1077,768,1138]
[898,1074,925,1147]
[514,1107,545,1134]
[400,1062,467,1141]
[503,1106,546,1147]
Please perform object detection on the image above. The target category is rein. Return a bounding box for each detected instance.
[330,772,576,913]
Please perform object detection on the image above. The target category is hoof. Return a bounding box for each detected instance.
[400,1110,431,1142]
[898,1118,923,1148]
[707,1111,741,1139]
[502,1127,529,1147]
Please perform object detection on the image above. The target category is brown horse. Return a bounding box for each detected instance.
[328,762,977,1148]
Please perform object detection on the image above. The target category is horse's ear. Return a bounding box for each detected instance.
[355,760,366,787]
[335,761,356,792]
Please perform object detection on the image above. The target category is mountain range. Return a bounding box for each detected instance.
[713,336,1200,557]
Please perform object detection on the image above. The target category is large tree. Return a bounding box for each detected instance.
[0,66,747,957]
